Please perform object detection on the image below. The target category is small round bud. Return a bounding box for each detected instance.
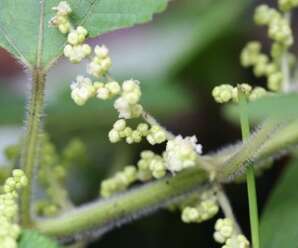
[106,81,121,95]
[96,87,110,100]
[113,119,126,131]
[108,129,121,143]
[181,207,199,223]
[95,45,109,58]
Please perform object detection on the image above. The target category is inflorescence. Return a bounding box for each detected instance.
[51,1,204,198]
[49,1,275,247]
[213,0,297,104]
[0,170,27,248]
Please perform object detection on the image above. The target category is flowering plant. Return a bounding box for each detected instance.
[0,0,298,247]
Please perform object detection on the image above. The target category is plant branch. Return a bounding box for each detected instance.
[36,167,208,238]
[20,68,46,226]
[34,119,298,239]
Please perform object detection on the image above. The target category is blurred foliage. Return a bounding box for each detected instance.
[19,230,61,248]
[261,158,298,248]
[225,93,298,123]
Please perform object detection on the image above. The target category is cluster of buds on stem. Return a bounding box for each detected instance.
[181,189,219,223]
[164,135,202,173]
[213,218,250,248]
[137,151,167,180]
[239,1,298,93]
[100,166,138,198]
[0,170,27,248]
[212,83,268,103]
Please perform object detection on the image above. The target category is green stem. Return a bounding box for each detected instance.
[20,68,46,226]
[36,167,207,237]
[239,88,260,248]
[217,186,242,234]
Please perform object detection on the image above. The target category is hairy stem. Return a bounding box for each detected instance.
[20,68,46,226]
[239,90,260,248]
[36,167,207,238]
[35,119,298,239]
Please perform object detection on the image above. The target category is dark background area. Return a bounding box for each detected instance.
[0,0,296,247]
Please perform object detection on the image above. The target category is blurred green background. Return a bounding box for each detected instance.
[0,0,295,247]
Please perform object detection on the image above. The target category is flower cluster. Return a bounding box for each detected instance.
[70,76,95,106]
[87,45,112,77]
[51,2,170,148]
[278,0,298,11]
[214,218,250,248]
[164,135,202,173]
[0,170,27,248]
[212,83,268,103]
[181,189,219,223]
[241,41,284,91]
[137,151,166,180]
[50,1,72,33]
[255,5,293,46]
[51,1,92,63]
[114,80,143,119]
[239,2,297,93]
[95,81,121,100]
[100,166,138,198]
[35,134,87,217]
[100,150,169,197]
[109,120,148,144]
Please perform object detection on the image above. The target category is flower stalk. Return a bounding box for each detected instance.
[238,86,260,248]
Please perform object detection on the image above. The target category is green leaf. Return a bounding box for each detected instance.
[19,230,61,248]
[112,0,249,79]
[261,158,298,248]
[224,93,298,124]
[0,0,168,69]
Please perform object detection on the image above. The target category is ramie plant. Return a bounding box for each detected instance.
[1,0,298,247]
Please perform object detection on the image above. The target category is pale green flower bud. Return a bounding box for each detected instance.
[52,1,72,16]
[224,234,250,248]
[106,81,121,95]
[108,129,121,143]
[253,54,269,77]
[254,5,280,25]
[214,218,234,244]
[70,76,94,105]
[94,45,109,59]
[278,0,298,12]
[212,84,234,103]
[240,41,261,67]
[268,17,293,46]
[146,125,167,145]
[164,135,202,172]
[96,87,110,100]
[267,72,283,91]
[271,42,285,59]
[113,119,126,131]
[181,207,199,223]
[249,87,268,101]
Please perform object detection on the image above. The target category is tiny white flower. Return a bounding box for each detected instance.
[94,45,109,59]
[52,1,72,16]
[163,135,202,172]
[70,76,94,106]
[96,87,110,100]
